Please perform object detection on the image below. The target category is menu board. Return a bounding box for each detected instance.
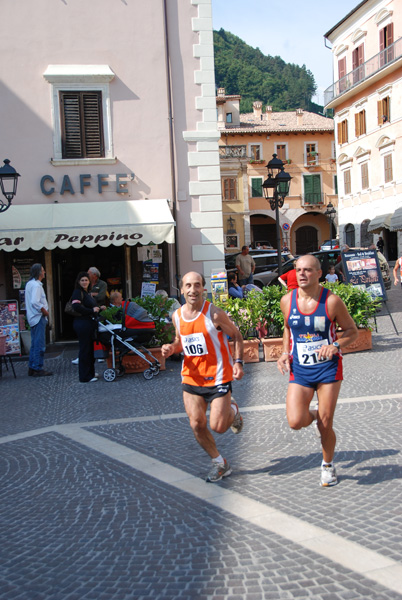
[341,248,387,300]
[0,300,21,354]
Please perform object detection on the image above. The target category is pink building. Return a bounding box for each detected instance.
[0,0,224,342]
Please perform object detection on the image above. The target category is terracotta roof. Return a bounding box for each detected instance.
[223,110,334,134]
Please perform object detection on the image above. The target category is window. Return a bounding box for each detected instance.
[352,44,365,83]
[226,113,233,123]
[249,144,262,160]
[303,174,321,205]
[251,177,263,197]
[384,154,393,183]
[379,23,394,66]
[344,169,351,195]
[338,57,347,92]
[334,175,338,195]
[43,65,115,164]
[275,144,287,161]
[377,96,390,124]
[337,120,349,144]
[355,110,366,137]
[361,162,369,190]
[60,92,104,159]
[306,143,318,165]
[222,177,237,200]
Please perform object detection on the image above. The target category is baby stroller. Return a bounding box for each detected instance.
[97,300,161,382]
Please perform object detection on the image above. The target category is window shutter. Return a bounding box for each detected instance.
[377,100,383,125]
[60,91,104,159]
[355,113,359,137]
[337,122,342,144]
[251,178,262,197]
[60,93,83,159]
[83,93,104,158]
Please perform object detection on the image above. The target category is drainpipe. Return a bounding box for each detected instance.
[162,0,181,297]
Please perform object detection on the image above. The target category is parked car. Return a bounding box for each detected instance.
[225,250,294,283]
[225,248,277,272]
[320,239,339,250]
[263,249,391,290]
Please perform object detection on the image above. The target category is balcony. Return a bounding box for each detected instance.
[302,193,324,207]
[324,36,402,106]
[304,152,320,166]
[219,145,247,159]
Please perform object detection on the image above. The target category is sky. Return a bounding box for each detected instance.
[211,0,361,105]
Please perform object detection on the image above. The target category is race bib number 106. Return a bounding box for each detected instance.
[182,332,208,356]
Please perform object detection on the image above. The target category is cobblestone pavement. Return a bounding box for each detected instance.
[1,288,402,599]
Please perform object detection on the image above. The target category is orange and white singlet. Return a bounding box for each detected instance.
[173,300,233,386]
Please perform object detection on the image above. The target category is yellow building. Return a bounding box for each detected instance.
[217,89,337,255]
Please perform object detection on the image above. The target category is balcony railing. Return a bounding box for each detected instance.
[304,152,320,166]
[303,193,324,206]
[219,145,247,159]
[324,36,402,105]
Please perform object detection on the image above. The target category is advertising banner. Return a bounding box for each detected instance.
[341,248,387,300]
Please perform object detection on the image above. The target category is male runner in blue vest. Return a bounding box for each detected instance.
[277,254,358,487]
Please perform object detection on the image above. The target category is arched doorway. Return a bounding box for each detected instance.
[360,219,372,247]
[345,223,355,247]
[251,214,277,248]
[295,226,318,254]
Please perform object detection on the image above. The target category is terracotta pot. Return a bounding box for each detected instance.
[337,328,372,354]
[107,347,166,373]
[261,337,283,362]
[229,339,260,363]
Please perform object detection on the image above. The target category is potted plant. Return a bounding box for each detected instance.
[258,285,287,361]
[215,290,262,362]
[323,282,379,352]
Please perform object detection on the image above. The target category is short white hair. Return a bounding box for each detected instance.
[88,267,100,277]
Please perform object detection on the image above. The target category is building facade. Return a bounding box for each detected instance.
[324,0,402,259]
[217,90,337,255]
[0,0,225,342]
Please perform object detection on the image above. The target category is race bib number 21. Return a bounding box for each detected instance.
[182,332,208,356]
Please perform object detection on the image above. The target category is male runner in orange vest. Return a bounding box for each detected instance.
[162,272,244,482]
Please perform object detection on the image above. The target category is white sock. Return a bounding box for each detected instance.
[231,401,238,416]
[322,460,333,467]
[213,454,224,465]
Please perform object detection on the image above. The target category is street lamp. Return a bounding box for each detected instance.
[262,154,292,276]
[0,159,21,213]
[324,201,337,248]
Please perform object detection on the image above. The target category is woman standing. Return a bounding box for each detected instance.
[71,272,104,382]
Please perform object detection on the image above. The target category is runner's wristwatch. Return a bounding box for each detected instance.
[333,341,340,350]
[235,359,244,365]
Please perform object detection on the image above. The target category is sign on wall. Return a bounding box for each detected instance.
[0,300,21,355]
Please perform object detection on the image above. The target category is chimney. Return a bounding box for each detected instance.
[265,105,272,121]
[296,108,303,126]
[253,101,262,119]
[217,87,225,97]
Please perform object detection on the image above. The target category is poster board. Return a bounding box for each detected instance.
[211,269,228,304]
[341,248,387,300]
[0,300,21,354]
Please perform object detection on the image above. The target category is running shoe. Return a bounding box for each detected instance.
[230,400,243,434]
[206,459,232,483]
[320,464,338,487]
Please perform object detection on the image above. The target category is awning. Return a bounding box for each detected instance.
[0,200,175,252]
[367,213,392,234]
[390,207,402,232]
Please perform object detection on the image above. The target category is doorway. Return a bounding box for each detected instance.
[52,246,126,340]
[295,226,318,254]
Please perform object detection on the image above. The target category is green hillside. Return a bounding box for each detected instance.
[214,28,322,114]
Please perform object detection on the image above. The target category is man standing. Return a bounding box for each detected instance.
[25,263,53,377]
[277,255,358,487]
[88,267,107,306]
[161,272,244,482]
[235,246,255,286]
